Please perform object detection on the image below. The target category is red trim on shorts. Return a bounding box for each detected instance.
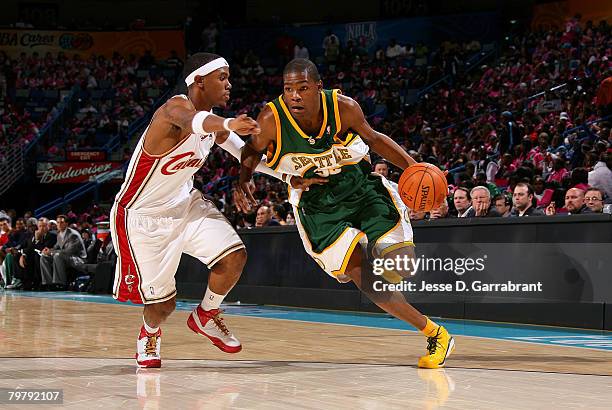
[114,205,144,304]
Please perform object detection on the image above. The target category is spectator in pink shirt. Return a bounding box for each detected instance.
[533,176,554,208]
[547,157,569,183]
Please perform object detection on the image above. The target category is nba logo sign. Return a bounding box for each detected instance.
[344,22,378,51]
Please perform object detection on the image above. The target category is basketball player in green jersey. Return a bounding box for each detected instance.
[236,59,454,369]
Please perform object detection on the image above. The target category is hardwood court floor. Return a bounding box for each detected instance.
[1,293,611,409]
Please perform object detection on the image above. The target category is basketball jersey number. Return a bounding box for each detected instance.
[315,167,342,177]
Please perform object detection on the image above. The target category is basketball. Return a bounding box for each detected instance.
[398,163,448,212]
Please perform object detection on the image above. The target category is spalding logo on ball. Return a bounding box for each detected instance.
[398,163,448,212]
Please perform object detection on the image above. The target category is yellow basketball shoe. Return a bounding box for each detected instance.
[418,322,455,369]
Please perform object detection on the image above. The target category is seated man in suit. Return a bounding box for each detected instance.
[40,214,87,290]
[465,186,502,218]
[9,218,57,290]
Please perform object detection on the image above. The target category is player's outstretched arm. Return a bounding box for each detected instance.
[215,130,283,181]
[234,106,328,212]
[235,106,278,212]
[160,96,260,136]
[338,95,416,171]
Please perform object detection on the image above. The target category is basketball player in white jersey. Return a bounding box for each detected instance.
[111,53,291,368]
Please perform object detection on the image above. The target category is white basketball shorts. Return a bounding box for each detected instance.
[111,190,244,304]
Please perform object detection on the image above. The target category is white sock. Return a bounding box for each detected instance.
[201,286,226,311]
[143,316,159,334]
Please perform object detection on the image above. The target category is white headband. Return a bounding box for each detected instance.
[184,57,229,86]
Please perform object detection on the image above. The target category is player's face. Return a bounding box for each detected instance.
[203,67,231,108]
[282,71,322,118]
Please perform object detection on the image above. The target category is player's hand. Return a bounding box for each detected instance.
[228,114,261,136]
[234,180,257,213]
[545,202,556,216]
[289,176,329,191]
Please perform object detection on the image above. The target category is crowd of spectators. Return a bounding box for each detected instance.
[0,15,610,299]
[0,49,181,160]
[191,16,612,227]
[2,16,611,235]
[0,206,114,292]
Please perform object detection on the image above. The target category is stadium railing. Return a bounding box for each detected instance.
[0,145,25,197]
[25,85,79,155]
[0,86,78,197]
[416,47,497,99]
[34,87,173,217]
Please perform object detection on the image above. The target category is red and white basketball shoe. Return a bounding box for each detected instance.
[136,326,162,368]
[187,306,242,353]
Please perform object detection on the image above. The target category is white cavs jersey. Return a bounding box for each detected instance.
[111,95,245,305]
[114,97,215,212]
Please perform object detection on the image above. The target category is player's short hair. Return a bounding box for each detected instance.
[183,52,223,82]
[283,58,321,82]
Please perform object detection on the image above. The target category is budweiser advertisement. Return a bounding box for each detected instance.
[37,161,123,184]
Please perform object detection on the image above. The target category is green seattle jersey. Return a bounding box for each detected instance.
[265,89,372,212]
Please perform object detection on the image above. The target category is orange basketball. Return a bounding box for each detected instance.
[398,163,448,212]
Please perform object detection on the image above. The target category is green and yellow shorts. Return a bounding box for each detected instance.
[293,174,414,280]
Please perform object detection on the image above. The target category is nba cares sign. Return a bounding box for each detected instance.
[160,152,205,175]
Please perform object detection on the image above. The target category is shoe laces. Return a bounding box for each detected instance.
[144,334,158,356]
[426,328,442,355]
[210,309,230,336]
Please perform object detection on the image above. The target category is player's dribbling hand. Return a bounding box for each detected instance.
[234,180,258,213]
[228,114,261,136]
[289,176,329,191]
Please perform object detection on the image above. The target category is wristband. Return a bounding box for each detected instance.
[192,111,211,134]
[223,117,233,131]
